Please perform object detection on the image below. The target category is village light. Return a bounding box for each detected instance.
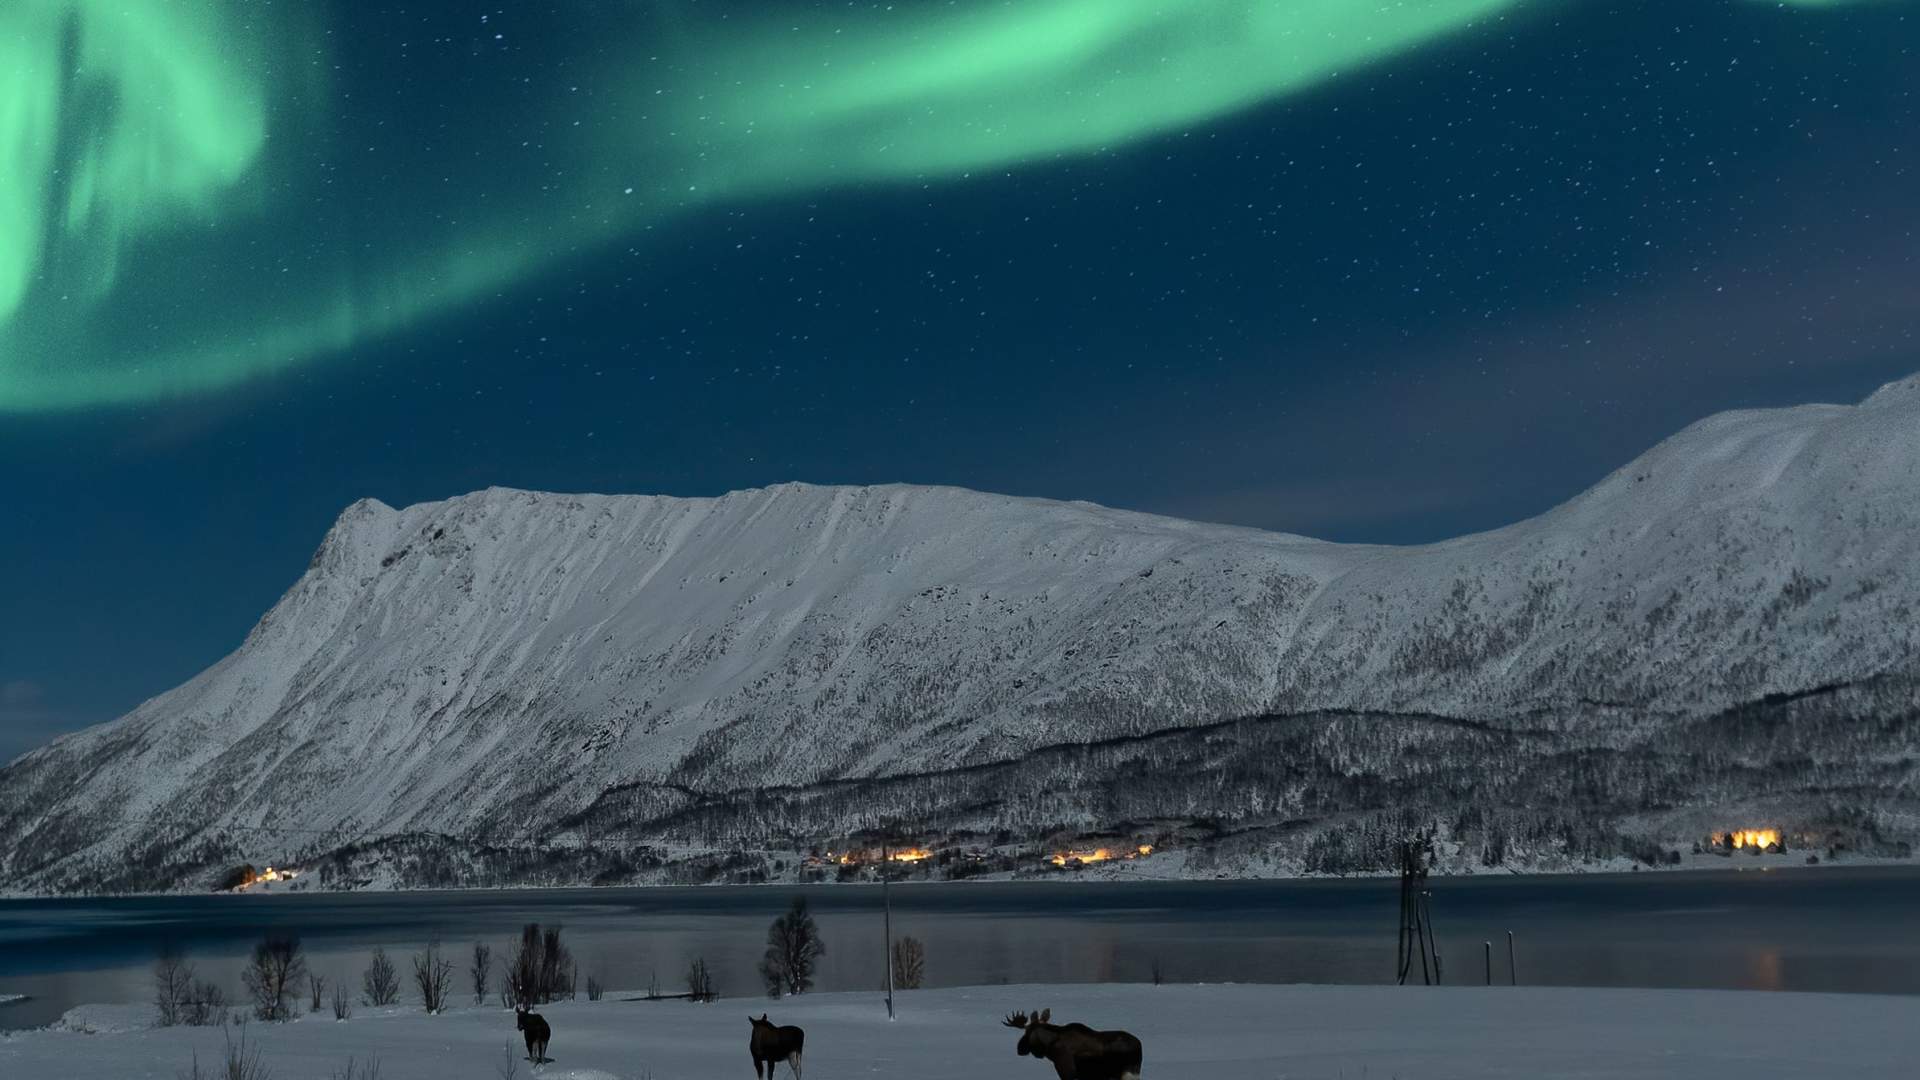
[1711,829,1783,852]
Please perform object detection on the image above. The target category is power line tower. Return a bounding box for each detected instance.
[1396,835,1441,985]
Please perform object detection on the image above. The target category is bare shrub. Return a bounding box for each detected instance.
[412,941,454,1013]
[328,1055,382,1080]
[470,942,492,1005]
[307,973,328,1013]
[361,947,400,1007]
[586,973,604,1001]
[685,956,716,1002]
[759,897,824,997]
[242,936,307,1021]
[184,979,227,1026]
[331,981,353,1021]
[891,935,925,990]
[178,1020,270,1080]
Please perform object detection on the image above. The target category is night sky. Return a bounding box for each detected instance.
[3,0,1917,760]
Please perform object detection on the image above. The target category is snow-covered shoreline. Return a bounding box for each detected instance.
[1,849,1907,900]
[4,983,1917,1079]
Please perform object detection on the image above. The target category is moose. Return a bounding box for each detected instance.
[515,1003,552,1064]
[749,1013,806,1079]
[1003,1008,1143,1080]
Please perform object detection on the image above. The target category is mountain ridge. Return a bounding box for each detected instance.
[3,374,1917,891]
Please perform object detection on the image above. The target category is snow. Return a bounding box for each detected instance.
[2,983,1916,1079]
[0,994,26,1006]
[3,373,1919,891]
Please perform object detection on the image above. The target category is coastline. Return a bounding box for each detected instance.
[2,848,1908,901]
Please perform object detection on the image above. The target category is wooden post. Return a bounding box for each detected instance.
[883,840,895,1020]
[1507,931,1516,986]
[1484,941,1492,986]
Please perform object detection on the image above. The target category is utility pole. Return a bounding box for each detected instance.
[1507,931,1516,986]
[883,839,895,1020]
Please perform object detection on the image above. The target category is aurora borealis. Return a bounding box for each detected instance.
[3,0,1918,756]
[1,0,1892,412]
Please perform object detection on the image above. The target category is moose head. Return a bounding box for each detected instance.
[1003,1008,1054,1057]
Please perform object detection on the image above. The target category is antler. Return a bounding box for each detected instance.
[1003,1011,1030,1028]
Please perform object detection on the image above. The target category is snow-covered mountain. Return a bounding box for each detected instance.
[4,375,1919,892]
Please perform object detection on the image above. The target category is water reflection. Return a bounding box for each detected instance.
[1740,948,1782,991]
[2,867,1916,1031]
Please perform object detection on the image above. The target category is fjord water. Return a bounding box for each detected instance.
[3,867,1915,1030]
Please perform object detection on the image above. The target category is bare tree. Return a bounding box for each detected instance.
[412,942,454,1014]
[758,897,825,997]
[362,947,400,1007]
[470,942,492,1005]
[242,935,308,1021]
[891,935,925,990]
[331,981,353,1020]
[541,926,573,1002]
[506,923,574,1005]
[308,973,328,1013]
[685,956,716,1003]
[154,949,195,1027]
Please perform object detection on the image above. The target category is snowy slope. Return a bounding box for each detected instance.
[4,984,1918,1080]
[2,375,1918,891]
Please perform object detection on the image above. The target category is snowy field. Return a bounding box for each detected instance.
[4,982,1917,1079]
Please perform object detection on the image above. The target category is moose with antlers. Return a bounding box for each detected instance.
[1003,1008,1144,1080]
[749,1013,806,1079]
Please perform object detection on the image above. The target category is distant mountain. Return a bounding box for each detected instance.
[4,376,1918,893]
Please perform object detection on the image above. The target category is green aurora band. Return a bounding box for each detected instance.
[0,0,1894,411]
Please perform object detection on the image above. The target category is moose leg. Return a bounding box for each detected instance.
[791,1049,804,1080]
